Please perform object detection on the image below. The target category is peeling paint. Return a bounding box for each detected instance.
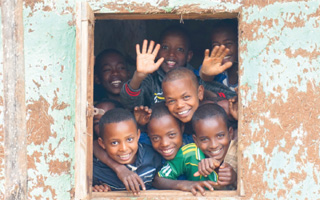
[0,9,4,199]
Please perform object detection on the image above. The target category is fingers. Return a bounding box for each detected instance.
[155,57,164,68]
[152,44,161,56]
[204,49,210,58]
[193,171,200,177]
[210,46,219,57]
[195,184,206,196]
[93,185,109,192]
[142,40,148,54]
[136,176,146,191]
[127,177,139,195]
[202,181,214,191]
[136,44,141,55]
[221,61,233,71]
[147,40,155,54]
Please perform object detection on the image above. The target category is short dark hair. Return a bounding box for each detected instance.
[211,19,238,39]
[148,102,181,129]
[162,67,199,88]
[99,108,137,140]
[94,98,123,109]
[94,49,127,74]
[192,103,230,132]
[159,25,192,50]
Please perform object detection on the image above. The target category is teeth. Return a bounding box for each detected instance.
[162,149,174,154]
[112,80,121,84]
[119,154,130,159]
[178,110,188,115]
[210,148,222,154]
[224,56,231,59]
[167,61,176,65]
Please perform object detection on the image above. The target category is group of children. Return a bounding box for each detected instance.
[92,19,239,196]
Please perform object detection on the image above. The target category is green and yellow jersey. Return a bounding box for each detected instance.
[158,143,218,182]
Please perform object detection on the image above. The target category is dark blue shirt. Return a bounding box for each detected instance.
[93,143,162,191]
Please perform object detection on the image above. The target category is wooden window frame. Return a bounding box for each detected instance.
[75,2,244,199]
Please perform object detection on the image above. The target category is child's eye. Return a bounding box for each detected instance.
[217,133,225,139]
[200,138,209,142]
[168,133,176,138]
[103,68,111,72]
[111,141,118,145]
[166,99,175,105]
[151,136,160,142]
[177,47,185,52]
[127,137,134,142]
[161,45,169,50]
[224,42,233,48]
[117,65,127,71]
[183,95,190,100]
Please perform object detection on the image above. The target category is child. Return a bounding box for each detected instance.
[94,49,130,102]
[92,108,162,194]
[120,26,194,110]
[199,19,238,91]
[153,103,236,195]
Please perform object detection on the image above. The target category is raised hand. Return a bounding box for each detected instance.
[92,184,111,192]
[136,40,164,76]
[193,157,221,177]
[116,165,146,196]
[200,45,233,82]
[217,162,237,186]
[134,105,152,126]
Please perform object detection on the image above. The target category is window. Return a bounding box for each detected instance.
[75,2,242,199]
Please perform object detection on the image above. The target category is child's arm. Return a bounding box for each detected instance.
[134,105,152,126]
[129,40,164,90]
[200,45,233,82]
[93,140,146,195]
[153,176,217,196]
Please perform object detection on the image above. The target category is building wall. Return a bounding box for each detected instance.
[0,0,319,199]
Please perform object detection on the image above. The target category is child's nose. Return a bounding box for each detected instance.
[176,99,184,108]
[160,139,169,147]
[119,143,128,151]
[210,139,219,149]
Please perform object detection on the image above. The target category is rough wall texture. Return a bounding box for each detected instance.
[23,0,76,199]
[0,0,319,199]
[239,1,320,199]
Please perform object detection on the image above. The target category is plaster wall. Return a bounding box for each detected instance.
[0,0,319,199]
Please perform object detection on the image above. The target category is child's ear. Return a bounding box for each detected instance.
[94,74,101,85]
[187,51,193,62]
[137,129,141,140]
[228,126,234,140]
[180,123,185,133]
[98,137,106,150]
[197,85,204,101]
[192,134,198,146]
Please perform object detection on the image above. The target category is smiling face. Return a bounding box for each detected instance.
[163,77,204,123]
[148,115,183,160]
[193,116,233,163]
[98,119,140,165]
[157,33,193,73]
[211,28,238,65]
[95,52,129,96]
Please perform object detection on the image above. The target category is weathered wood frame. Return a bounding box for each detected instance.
[75,2,243,199]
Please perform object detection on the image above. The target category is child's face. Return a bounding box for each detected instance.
[211,29,238,65]
[93,102,116,135]
[157,34,193,73]
[95,53,129,95]
[163,77,204,123]
[193,117,233,163]
[148,115,183,160]
[98,120,140,165]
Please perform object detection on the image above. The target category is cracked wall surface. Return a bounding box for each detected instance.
[0,0,319,199]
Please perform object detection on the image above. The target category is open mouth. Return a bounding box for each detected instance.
[161,148,175,157]
[111,80,122,87]
[177,109,191,118]
[166,60,176,67]
[118,153,132,161]
[209,147,222,157]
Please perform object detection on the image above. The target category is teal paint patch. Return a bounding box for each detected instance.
[24,2,76,199]
[240,0,320,102]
